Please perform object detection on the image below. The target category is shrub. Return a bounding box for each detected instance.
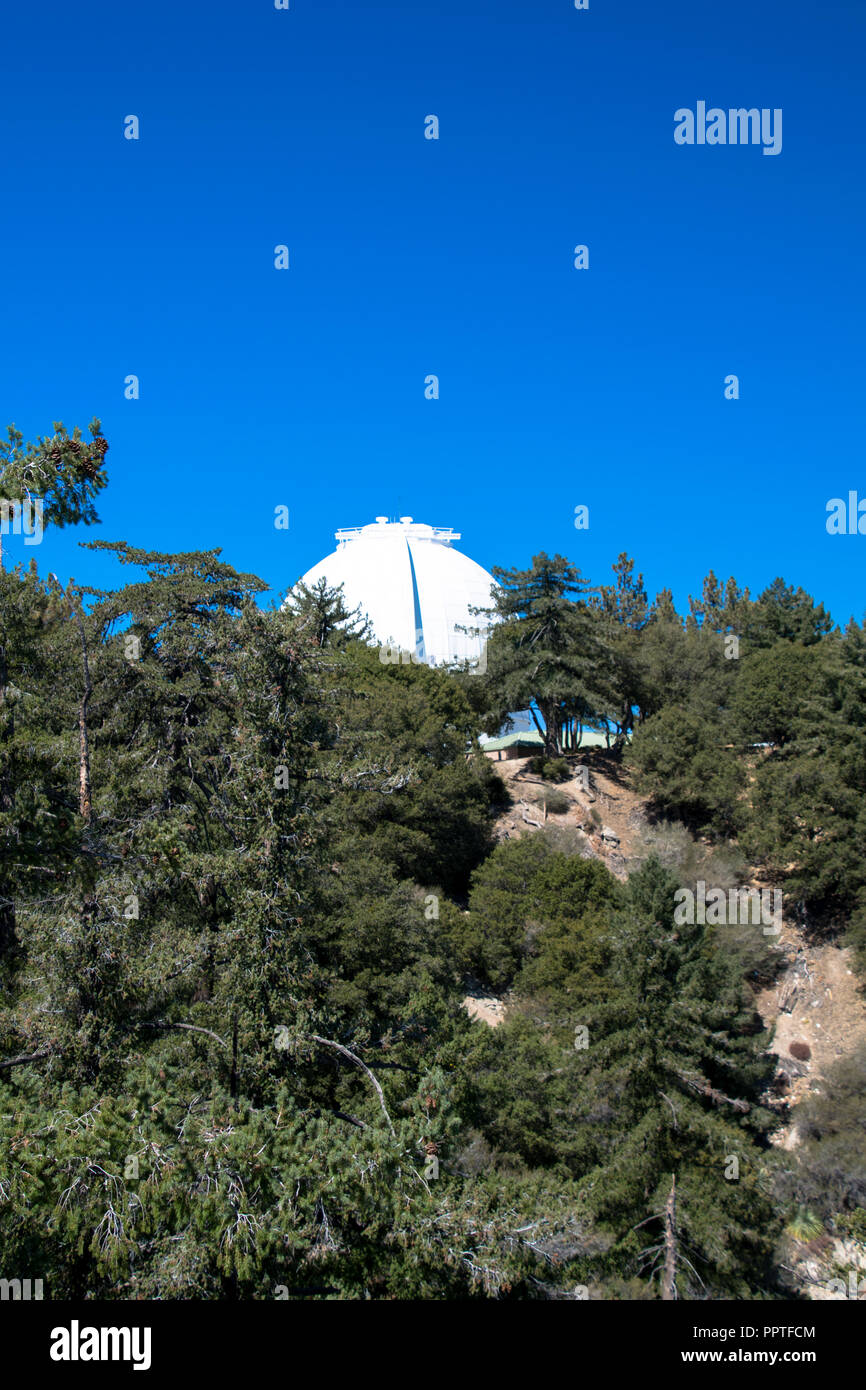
[526,785,571,816]
[527,756,571,782]
[449,837,620,992]
[544,757,571,783]
[785,1208,824,1242]
[845,894,866,981]
[775,1044,866,1220]
[628,705,746,836]
[635,820,747,888]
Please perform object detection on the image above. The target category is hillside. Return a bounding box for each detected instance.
[473,747,866,1084]
[459,747,866,1299]
[3,497,864,1302]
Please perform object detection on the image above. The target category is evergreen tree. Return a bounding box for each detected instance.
[0,419,108,568]
[743,578,833,649]
[595,553,650,742]
[284,576,371,650]
[568,860,781,1297]
[1,416,108,966]
[470,553,615,756]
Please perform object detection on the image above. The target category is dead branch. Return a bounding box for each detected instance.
[0,1046,53,1071]
[311,1034,395,1135]
[134,1022,228,1048]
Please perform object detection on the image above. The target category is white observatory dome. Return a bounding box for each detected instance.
[296,516,497,666]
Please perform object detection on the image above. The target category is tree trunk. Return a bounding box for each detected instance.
[661,1174,677,1300]
[0,638,18,958]
[538,701,560,758]
[529,705,545,741]
[70,598,92,821]
[231,1011,239,1106]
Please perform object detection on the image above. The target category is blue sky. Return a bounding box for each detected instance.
[1,0,864,623]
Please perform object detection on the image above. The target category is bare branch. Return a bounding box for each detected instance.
[671,1068,750,1114]
[310,1034,395,1135]
[134,1022,228,1048]
[0,1046,53,1071]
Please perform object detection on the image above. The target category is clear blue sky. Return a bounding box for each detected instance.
[1,0,864,623]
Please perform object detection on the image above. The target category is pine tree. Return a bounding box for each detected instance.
[0,419,108,569]
[1,414,108,966]
[471,553,615,756]
[283,576,371,649]
[569,860,781,1297]
[595,553,650,742]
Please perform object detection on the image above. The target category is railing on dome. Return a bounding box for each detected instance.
[334,522,461,547]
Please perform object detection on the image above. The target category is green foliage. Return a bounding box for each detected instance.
[0,547,569,1298]
[564,860,782,1297]
[784,1208,824,1243]
[309,640,505,895]
[0,461,860,1301]
[730,644,820,748]
[845,895,866,977]
[528,755,571,783]
[742,578,833,649]
[628,706,746,835]
[445,834,620,993]
[282,576,371,649]
[0,419,108,539]
[464,859,783,1297]
[594,553,651,740]
[467,553,616,756]
[530,785,571,816]
[741,633,866,923]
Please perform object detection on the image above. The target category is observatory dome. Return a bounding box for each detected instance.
[297,517,497,666]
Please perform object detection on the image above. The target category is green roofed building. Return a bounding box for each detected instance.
[480,728,621,759]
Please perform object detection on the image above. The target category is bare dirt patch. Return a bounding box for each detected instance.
[484,748,650,879]
[756,926,866,1121]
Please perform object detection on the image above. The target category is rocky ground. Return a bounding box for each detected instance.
[484,746,647,873]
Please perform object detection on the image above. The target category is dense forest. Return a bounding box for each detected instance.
[1,420,864,1299]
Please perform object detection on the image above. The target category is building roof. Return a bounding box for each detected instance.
[480,731,545,752]
[479,728,621,752]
